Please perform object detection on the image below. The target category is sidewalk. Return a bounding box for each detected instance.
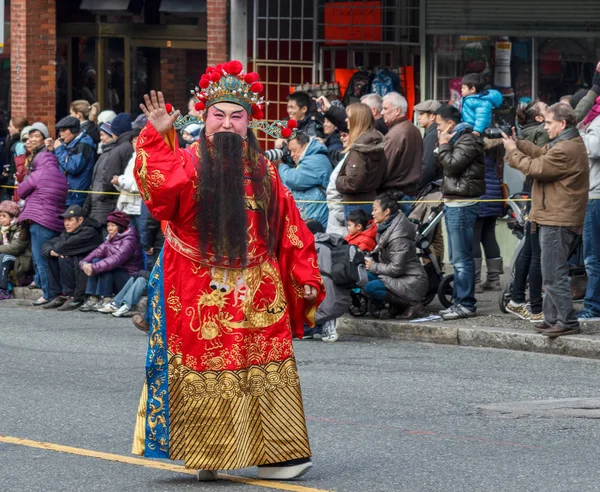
[9,285,600,360]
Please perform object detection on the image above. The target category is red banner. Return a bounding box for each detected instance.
[324,1,382,45]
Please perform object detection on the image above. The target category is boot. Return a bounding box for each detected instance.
[481,257,503,291]
[474,257,483,294]
[397,300,424,320]
[379,292,408,320]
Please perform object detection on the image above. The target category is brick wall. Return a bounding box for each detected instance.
[11,0,56,131]
[160,48,188,113]
[207,0,228,66]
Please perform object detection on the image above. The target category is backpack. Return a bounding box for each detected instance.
[326,241,368,289]
[343,70,374,106]
[370,67,401,97]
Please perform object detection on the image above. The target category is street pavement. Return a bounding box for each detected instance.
[2,305,600,492]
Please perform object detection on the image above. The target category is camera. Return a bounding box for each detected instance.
[483,124,512,139]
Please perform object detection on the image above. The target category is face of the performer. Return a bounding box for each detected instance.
[372,200,391,224]
[203,103,248,142]
[0,212,13,226]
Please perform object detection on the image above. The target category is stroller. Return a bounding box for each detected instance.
[498,193,587,312]
[348,181,453,318]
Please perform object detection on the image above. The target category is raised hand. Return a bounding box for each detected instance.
[139,90,180,136]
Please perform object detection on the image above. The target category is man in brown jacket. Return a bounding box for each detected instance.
[380,92,423,215]
[504,103,589,337]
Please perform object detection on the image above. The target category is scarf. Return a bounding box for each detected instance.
[377,212,398,235]
[548,127,580,149]
[583,95,600,127]
[1,218,16,245]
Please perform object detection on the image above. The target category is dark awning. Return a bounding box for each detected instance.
[79,0,143,15]
[159,0,207,14]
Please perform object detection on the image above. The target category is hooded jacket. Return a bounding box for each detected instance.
[86,131,134,225]
[369,212,428,301]
[17,150,68,232]
[345,220,377,252]
[437,125,486,199]
[461,89,503,134]
[279,138,332,229]
[41,217,103,259]
[54,131,96,207]
[80,226,143,276]
[380,118,423,196]
[115,153,142,215]
[508,130,589,227]
[336,128,387,202]
[478,138,505,218]
[313,232,352,324]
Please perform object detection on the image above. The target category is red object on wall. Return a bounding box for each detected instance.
[400,66,415,121]
[324,1,382,45]
[335,68,358,98]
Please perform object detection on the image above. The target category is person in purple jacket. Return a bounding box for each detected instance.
[78,210,142,311]
[17,122,68,306]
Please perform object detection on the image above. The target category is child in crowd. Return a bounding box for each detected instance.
[460,73,503,136]
[345,209,377,253]
[0,200,32,299]
[79,210,142,311]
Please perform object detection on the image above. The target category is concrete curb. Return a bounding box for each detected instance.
[337,317,600,360]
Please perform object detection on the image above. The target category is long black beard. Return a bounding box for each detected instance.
[196,131,278,266]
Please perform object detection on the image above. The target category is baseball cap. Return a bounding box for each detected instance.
[59,205,85,219]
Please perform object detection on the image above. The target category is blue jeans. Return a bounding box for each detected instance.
[114,276,148,309]
[364,271,389,301]
[86,265,130,298]
[30,223,60,300]
[445,204,479,310]
[583,200,600,315]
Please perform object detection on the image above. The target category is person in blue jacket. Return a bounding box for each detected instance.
[53,115,96,207]
[460,73,503,136]
[278,132,332,229]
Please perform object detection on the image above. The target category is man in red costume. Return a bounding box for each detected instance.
[131,60,325,481]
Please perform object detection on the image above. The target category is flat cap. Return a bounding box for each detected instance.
[414,100,442,114]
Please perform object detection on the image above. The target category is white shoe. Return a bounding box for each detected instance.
[196,470,218,481]
[112,304,131,317]
[257,459,313,480]
[321,319,338,342]
[97,301,118,314]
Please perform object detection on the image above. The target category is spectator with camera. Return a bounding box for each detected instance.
[504,103,589,337]
[52,115,96,207]
[278,132,332,229]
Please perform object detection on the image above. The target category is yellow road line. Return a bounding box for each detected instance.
[0,435,333,492]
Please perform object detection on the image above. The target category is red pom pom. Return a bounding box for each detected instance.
[165,103,173,114]
[210,71,221,82]
[195,101,205,112]
[250,82,264,93]
[206,66,215,74]
[287,119,298,129]
[199,78,210,89]
[244,72,259,84]
[281,128,292,139]
[215,64,223,73]
[228,60,243,75]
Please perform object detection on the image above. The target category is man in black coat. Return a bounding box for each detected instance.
[415,99,442,190]
[42,205,104,310]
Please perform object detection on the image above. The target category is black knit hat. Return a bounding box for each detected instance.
[55,116,81,133]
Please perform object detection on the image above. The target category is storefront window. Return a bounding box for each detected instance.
[104,38,126,113]
[72,37,97,104]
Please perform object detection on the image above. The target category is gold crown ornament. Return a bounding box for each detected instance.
[170,60,298,139]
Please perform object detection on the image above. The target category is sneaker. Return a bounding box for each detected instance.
[92,297,110,311]
[112,304,131,317]
[506,302,531,320]
[441,304,476,320]
[97,301,118,314]
[0,288,11,300]
[257,458,313,480]
[321,319,338,342]
[439,305,455,316]
[79,296,101,312]
[577,311,600,323]
[43,295,68,310]
[529,312,545,323]
[32,296,50,306]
